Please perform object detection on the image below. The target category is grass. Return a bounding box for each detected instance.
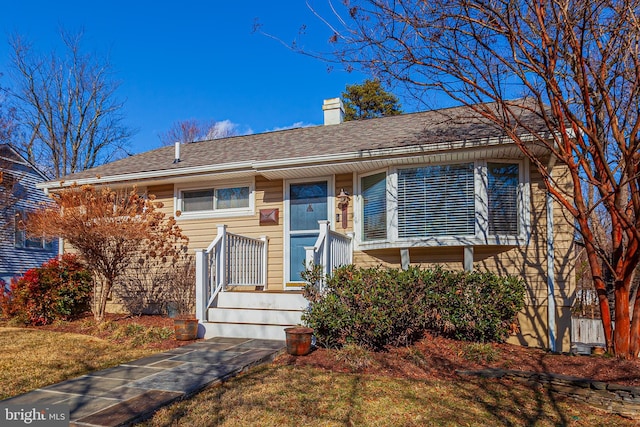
[0,324,172,400]
[1,324,636,426]
[137,364,637,427]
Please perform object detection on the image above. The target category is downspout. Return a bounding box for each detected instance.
[546,154,557,352]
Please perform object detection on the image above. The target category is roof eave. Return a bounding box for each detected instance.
[38,133,535,191]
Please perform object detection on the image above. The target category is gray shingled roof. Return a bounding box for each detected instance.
[49,102,544,184]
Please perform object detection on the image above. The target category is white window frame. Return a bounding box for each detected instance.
[355,159,530,250]
[174,178,255,220]
[354,169,389,243]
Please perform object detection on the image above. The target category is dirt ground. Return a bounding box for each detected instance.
[31,315,640,387]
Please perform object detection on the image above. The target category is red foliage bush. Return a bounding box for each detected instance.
[0,254,92,325]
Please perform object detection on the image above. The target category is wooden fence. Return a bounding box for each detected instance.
[571,317,605,354]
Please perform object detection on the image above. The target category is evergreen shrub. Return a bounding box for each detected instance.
[302,264,525,350]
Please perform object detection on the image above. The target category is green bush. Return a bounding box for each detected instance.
[302,265,525,350]
[0,254,92,325]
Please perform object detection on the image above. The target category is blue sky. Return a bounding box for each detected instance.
[0,1,373,155]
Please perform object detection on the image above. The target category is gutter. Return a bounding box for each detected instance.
[37,133,539,191]
[546,154,557,352]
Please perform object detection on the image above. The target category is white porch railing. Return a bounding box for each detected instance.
[195,224,268,322]
[304,220,354,289]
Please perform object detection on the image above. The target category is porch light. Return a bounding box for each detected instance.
[337,189,350,209]
[337,189,350,229]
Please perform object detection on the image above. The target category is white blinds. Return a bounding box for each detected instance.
[361,172,387,241]
[488,163,519,235]
[397,163,475,238]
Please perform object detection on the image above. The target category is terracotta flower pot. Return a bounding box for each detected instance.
[284,327,314,356]
[174,317,198,341]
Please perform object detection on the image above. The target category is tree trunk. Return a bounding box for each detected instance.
[92,276,113,323]
[630,290,640,358]
[613,282,631,358]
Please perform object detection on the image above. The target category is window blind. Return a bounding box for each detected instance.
[398,163,475,238]
[361,172,387,241]
[488,163,519,235]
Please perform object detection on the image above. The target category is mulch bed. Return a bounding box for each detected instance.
[9,315,640,386]
[276,332,640,387]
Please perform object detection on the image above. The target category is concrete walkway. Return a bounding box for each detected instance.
[1,337,285,427]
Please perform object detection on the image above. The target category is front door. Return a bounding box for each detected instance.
[286,180,329,287]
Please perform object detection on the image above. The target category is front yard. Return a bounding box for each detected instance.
[0,315,185,400]
[1,316,639,426]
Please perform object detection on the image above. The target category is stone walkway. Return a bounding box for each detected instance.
[1,337,285,427]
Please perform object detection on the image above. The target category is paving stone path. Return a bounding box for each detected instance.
[1,337,285,426]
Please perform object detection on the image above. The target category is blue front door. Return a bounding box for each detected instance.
[287,181,328,284]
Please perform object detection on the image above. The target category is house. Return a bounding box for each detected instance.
[37,99,575,352]
[0,144,59,284]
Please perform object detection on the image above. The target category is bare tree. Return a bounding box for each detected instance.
[0,91,21,229]
[7,30,133,179]
[318,0,640,358]
[159,118,238,146]
[26,185,189,322]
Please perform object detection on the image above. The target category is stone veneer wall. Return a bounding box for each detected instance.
[457,369,640,419]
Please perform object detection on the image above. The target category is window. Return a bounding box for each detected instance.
[215,187,250,210]
[182,189,214,212]
[178,183,252,217]
[361,172,387,241]
[14,211,53,250]
[358,160,527,247]
[488,163,519,235]
[397,163,475,238]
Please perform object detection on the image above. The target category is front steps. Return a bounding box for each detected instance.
[200,292,308,340]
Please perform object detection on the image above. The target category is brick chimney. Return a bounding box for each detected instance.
[322,98,344,125]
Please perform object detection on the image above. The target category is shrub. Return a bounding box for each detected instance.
[302,264,525,350]
[426,269,527,342]
[0,254,92,325]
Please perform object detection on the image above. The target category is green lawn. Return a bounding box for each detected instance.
[138,364,637,427]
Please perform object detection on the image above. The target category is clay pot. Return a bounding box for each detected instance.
[174,317,198,340]
[284,327,314,356]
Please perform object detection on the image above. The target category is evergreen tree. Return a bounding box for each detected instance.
[342,79,402,121]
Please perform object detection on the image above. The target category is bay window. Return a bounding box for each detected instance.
[359,160,527,246]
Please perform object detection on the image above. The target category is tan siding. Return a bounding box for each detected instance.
[167,176,285,290]
[334,173,354,234]
[87,163,576,352]
[352,163,576,352]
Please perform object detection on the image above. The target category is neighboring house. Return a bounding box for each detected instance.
[38,99,575,352]
[0,144,58,284]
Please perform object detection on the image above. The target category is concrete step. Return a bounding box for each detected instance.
[200,322,296,341]
[208,307,303,325]
[216,292,307,310]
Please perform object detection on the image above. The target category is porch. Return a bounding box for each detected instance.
[194,222,353,340]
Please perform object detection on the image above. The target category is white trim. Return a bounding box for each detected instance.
[174,178,255,220]
[354,158,530,251]
[283,176,335,287]
[37,132,548,192]
[484,159,530,243]
[353,168,390,247]
[475,160,488,237]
